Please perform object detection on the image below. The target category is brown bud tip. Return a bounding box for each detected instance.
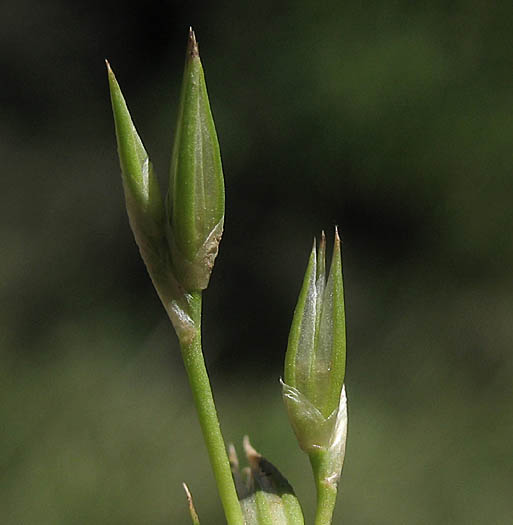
[228,443,239,470]
[182,482,200,524]
[242,435,261,469]
[187,27,199,58]
[320,230,327,250]
[182,482,192,500]
[105,59,115,79]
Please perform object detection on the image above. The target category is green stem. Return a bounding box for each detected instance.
[179,291,244,525]
[310,451,339,525]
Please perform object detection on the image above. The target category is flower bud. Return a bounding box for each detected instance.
[167,28,225,291]
[229,437,305,525]
[282,229,347,468]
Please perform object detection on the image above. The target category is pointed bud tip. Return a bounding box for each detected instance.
[334,225,341,249]
[319,230,327,250]
[183,482,200,525]
[105,60,117,86]
[242,435,261,468]
[187,27,199,58]
[182,482,192,499]
[334,225,340,240]
[228,443,239,468]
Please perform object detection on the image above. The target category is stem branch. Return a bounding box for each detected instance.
[179,292,244,525]
[310,450,339,525]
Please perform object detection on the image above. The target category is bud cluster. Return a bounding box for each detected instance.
[107,29,224,342]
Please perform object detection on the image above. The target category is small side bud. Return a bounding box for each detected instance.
[167,28,225,291]
[229,437,305,525]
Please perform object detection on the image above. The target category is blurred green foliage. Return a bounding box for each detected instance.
[1,1,512,523]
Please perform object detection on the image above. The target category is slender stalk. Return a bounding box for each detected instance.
[310,451,338,525]
[179,291,244,525]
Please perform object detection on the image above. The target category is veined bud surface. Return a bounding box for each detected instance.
[167,29,225,291]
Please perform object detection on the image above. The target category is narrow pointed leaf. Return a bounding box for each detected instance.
[107,60,166,249]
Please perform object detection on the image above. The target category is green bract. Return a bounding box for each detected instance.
[167,29,225,291]
[107,60,166,259]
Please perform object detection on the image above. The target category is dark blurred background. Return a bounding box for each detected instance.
[2,1,512,523]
